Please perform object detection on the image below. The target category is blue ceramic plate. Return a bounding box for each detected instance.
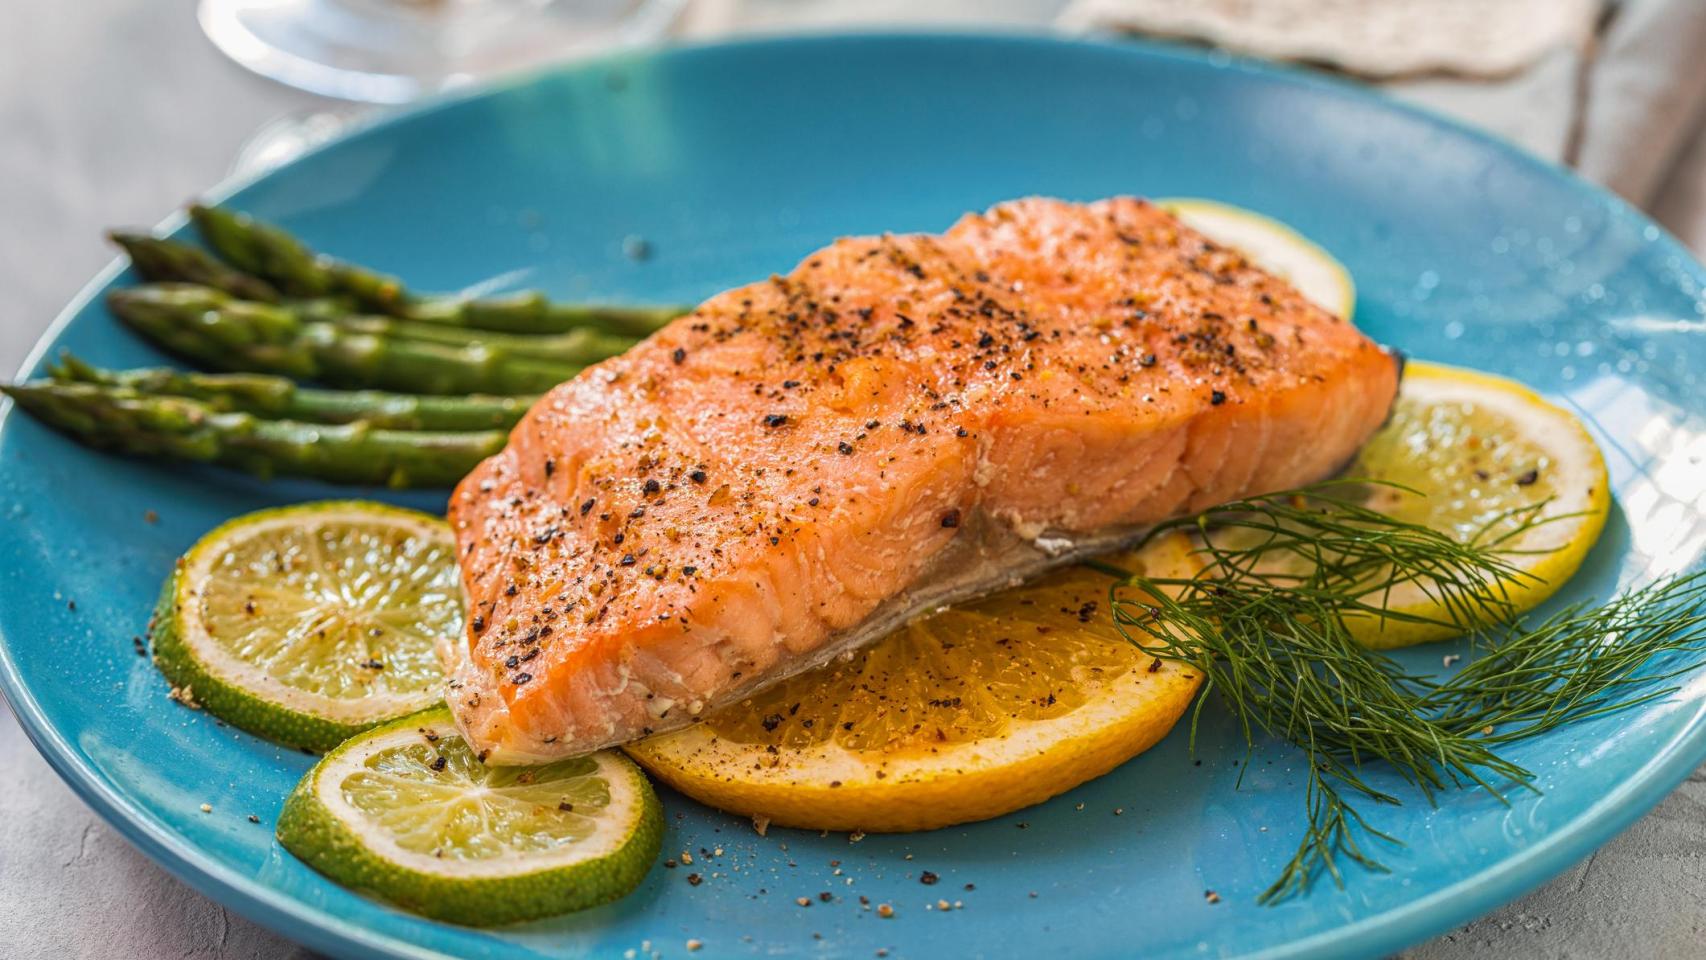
[3,32,1705,960]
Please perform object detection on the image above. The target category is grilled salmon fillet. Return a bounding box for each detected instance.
[445,197,1400,762]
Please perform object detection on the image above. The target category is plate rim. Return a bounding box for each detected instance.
[2,28,1704,960]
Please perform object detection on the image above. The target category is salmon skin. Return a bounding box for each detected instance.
[445,197,1400,763]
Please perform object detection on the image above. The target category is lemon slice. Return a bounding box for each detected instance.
[151,501,461,751]
[277,707,662,926]
[1339,361,1610,648]
[625,534,1203,833]
[1161,198,1356,320]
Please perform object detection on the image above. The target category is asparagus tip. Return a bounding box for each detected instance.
[51,352,98,383]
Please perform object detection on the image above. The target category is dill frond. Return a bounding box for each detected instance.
[1106,482,1706,904]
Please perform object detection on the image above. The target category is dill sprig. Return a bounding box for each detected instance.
[1106,483,1706,904]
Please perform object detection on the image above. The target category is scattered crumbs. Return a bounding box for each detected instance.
[818,891,833,902]
[1205,890,1221,904]
[903,854,913,861]
[143,509,159,524]
[877,951,889,958]
[686,873,702,887]
[877,904,895,919]
[681,851,693,865]
[1482,724,1495,735]
[67,600,76,612]
[964,883,975,891]
[246,814,259,824]
[686,939,702,952]
[167,685,202,710]
[713,847,724,857]
[132,636,148,657]
[752,815,771,836]
[1074,803,1084,811]
[198,803,212,814]
[919,871,939,885]
[1443,654,1462,668]
[1028,892,1038,899]
[849,830,866,843]
[936,899,952,911]
[1113,808,1124,816]
[1015,821,1029,829]
[796,897,812,908]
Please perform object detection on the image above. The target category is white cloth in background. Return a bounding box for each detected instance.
[1577,0,1706,206]
[1387,46,1582,163]
[1653,122,1706,249]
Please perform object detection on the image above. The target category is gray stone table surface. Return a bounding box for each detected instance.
[4,5,1706,959]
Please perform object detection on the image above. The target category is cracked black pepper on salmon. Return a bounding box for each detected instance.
[442,196,1400,762]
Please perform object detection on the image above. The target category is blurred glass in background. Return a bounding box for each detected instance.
[199,0,688,103]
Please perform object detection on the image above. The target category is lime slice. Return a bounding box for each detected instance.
[278,707,663,926]
[1343,361,1610,647]
[1160,197,1356,320]
[151,501,461,751]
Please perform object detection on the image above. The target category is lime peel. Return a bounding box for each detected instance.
[278,707,663,926]
[151,501,460,751]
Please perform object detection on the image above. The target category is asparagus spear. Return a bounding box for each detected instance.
[1,381,502,488]
[108,284,589,394]
[51,354,535,431]
[399,291,686,339]
[188,204,404,308]
[187,204,690,335]
[105,272,645,362]
[108,231,282,303]
[327,312,639,364]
